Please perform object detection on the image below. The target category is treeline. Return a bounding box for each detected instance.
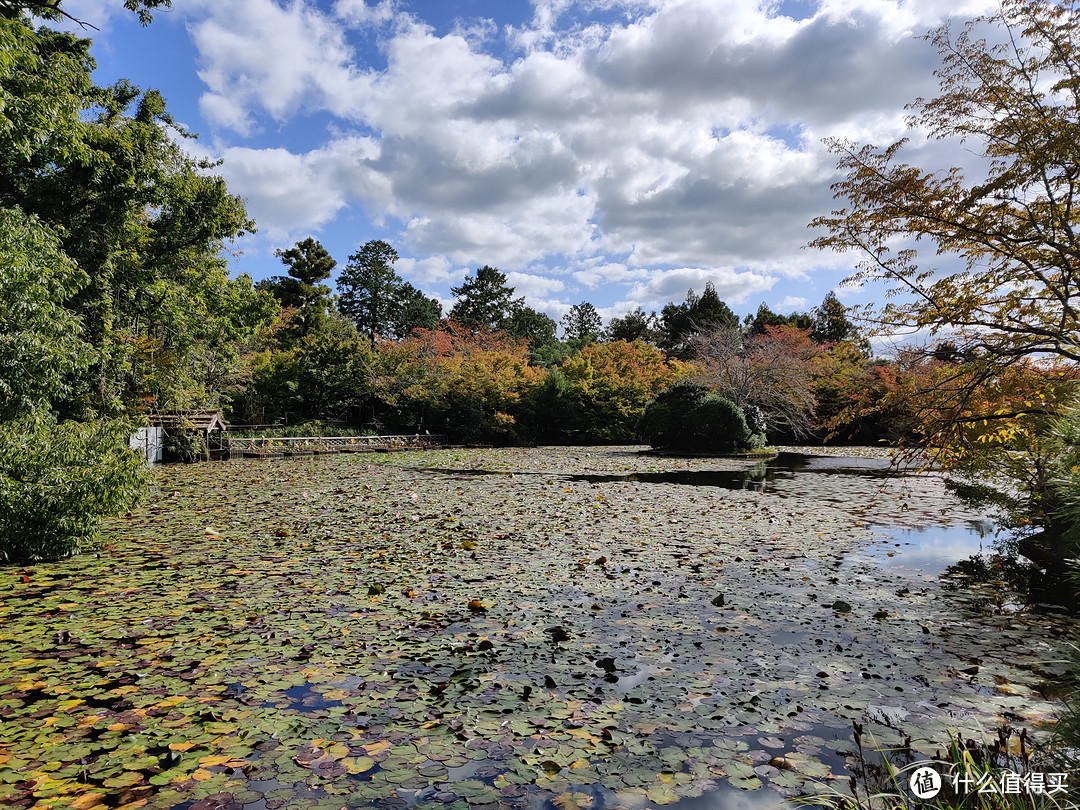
[225,236,946,448]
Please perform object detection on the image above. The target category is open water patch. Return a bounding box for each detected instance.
[411,452,914,496]
[570,452,909,493]
[847,520,1001,576]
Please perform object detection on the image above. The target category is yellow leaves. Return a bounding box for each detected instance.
[70,792,108,809]
[191,768,214,781]
[168,741,196,752]
[553,791,594,810]
[360,739,392,756]
[342,756,375,774]
[197,754,247,768]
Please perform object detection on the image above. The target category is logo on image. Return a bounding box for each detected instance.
[910,766,942,799]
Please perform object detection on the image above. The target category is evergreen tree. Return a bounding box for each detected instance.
[659,282,739,355]
[450,266,517,330]
[561,301,602,346]
[604,307,661,344]
[261,238,335,339]
[505,303,557,351]
[810,291,860,345]
[337,239,400,341]
[393,283,442,339]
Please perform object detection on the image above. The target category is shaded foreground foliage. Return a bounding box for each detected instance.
[0,448,1070,810]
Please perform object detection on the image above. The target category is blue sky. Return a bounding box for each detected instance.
[61,0,997,326]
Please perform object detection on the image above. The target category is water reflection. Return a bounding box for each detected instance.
[852,522,1076,610]
[567,452,909,493]
[851,520,999,575]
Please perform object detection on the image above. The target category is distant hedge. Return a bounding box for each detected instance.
[640,381,751,453]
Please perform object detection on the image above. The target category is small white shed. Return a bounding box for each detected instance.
[129,426,164,463]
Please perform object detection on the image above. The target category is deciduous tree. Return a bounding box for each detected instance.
[808,0,1080,547]
[689,325,821,438]
[540,340,686,443]
[810,0,1080,373]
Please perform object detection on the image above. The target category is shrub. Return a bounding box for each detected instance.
[0,415,149,562]
[640,381,751,453]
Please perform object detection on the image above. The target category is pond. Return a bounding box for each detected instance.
[0,446,1071,810]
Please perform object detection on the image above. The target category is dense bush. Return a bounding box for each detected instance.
[639,381,752,453]
[0,415,149,562]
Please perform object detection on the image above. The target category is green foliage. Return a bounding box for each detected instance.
[449,265,518,331]
[231,313,373,425]
[1044,403,1080,563]
[261,238,335,340]
[3,1,174,25]
[0,9,269,562]
[394,282,442,337]
[560,301,602,347]
[744,302,812,336]
[659,282,739,356]
[538,340,682,443]
[640,380,751,453]
[504,302,558,356]
[0,207,91,419]
[811,291,862,345]
[163,426,207,463]
[337,240,441,340]
[604,306,662,344]
[338,239,399,340]
[0,17,92,166]
[817,721,1064,810]
[1,49,261,412]
[0,414,148,562]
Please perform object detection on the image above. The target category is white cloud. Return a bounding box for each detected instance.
[187,0,374,133]
[505,271,566,298]
[194,136,386,240]
[395,256,459,288]
[334,0,397,26]
[572,263,652,290]
[777,295,808,311]
[623,267,776,312]
[156,0,1006,309]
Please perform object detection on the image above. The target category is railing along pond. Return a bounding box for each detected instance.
[226,433,450,458]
